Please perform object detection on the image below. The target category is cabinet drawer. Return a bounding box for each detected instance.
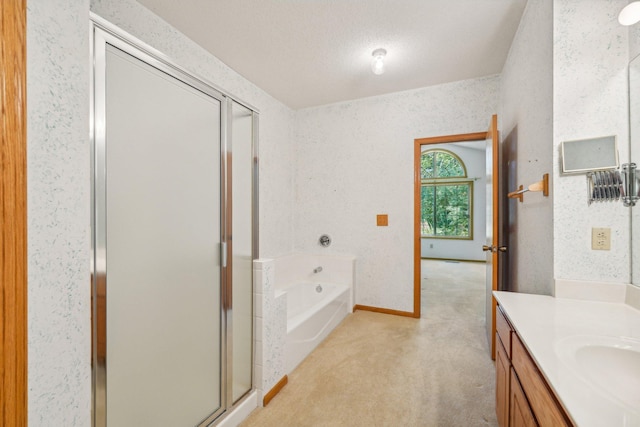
[511,334,571,427]
[496,305,512,357]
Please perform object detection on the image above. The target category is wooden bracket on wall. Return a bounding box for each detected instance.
[507,173,549,203]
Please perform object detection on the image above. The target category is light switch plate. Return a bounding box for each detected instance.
[591,227,611,250]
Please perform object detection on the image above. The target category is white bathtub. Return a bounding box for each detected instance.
[274,254,355,373]
[283,282,350,373]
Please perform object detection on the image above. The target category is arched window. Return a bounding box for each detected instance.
[420,149,473,239]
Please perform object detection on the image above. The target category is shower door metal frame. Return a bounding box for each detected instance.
[90,15,259,427]
[224,99,260,408]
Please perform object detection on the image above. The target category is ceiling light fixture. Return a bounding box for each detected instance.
[371,48,387,75]
[619,1,640,26]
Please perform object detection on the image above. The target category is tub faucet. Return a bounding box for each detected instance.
[313,266,323,274]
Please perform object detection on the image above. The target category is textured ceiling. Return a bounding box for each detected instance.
[136,0,527,109]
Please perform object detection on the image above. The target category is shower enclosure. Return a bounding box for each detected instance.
[90,17,257,426]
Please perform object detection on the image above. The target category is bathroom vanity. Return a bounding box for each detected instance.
[493,291,640,427]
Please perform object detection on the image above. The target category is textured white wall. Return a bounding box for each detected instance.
[630,5,640,60]
[294,77,499,312]
[420,144,487,261]
[499,0,554,294]
[553,0,630,284]
[27,1,92,425]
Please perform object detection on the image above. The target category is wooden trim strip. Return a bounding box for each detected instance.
[263,375,288,406]
[413,131,488,322]
[415,132,487,145]
[489,114,499,360]
[413,139,421,318]
[420,257,486,263]
[354,304,417,319]
[0,0,28,426]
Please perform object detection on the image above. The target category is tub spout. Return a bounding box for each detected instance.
[313,266,323,274]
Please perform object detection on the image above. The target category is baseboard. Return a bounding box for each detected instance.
[353,304,417,318]
[263,375,288,406]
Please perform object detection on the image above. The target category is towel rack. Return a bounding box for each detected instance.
[507,174,549,203]
[587,170,623,205]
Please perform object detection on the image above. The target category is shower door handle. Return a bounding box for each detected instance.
[221,242,227,267]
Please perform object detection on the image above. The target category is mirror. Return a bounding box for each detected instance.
[560,135,619,173]
[630,54,640,286]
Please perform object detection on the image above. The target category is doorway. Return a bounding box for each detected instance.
[414,122,500,357]
[417,140,487,326]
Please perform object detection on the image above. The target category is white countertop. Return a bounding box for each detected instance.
[493,291,640,427]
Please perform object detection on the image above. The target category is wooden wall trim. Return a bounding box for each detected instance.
[0,0,28,426]
[263,375,288,406]
[353,304,417,319]
[413,140,421,318]
[415,132,488,145]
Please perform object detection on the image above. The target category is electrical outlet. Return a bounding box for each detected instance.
[591,227,611,250]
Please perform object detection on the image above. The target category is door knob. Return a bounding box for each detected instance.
[482,245,494,252]
[498,246,507,253]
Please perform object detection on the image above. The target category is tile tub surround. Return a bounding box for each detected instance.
[254,259,287,406]
[494,291,640,426]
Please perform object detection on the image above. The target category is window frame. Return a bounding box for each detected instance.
[420,149,474,240]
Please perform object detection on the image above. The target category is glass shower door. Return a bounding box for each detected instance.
[230,101,255,403]
[102,44,223,426]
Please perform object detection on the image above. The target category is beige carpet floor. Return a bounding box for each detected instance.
[239,260,497,427]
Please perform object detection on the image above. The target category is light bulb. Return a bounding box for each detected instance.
[619,1,640,26]
[371,48,387,75]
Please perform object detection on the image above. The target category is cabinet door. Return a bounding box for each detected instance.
[510,368,538,427]
[511,333,570,427]
[496,334,511,427]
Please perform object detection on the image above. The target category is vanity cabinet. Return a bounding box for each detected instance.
[495,306,573,427]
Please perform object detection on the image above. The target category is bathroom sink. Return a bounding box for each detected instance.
[556,335,640,410]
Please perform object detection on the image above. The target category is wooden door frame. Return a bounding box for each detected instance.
[413,131,489,318]
[486,114,500,360]
[1,0,28,425]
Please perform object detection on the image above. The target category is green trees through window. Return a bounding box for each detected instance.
[420,150,472,239]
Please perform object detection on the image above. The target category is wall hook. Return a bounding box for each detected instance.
[507,173,549,203]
